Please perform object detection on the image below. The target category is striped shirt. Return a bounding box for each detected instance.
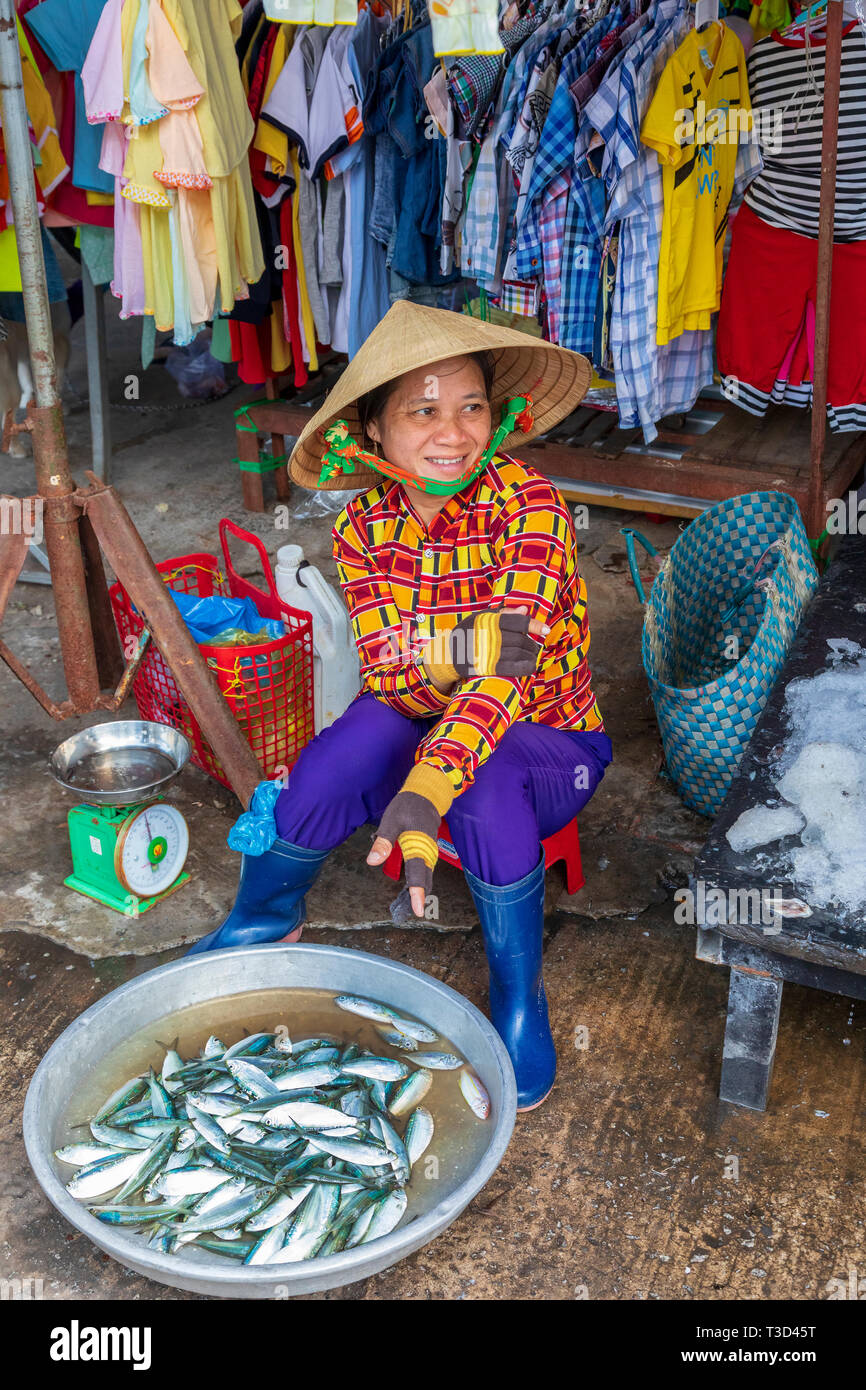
[332,455,604,800]
[744,24,866,242]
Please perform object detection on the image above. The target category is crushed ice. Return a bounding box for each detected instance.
[725,640,866,911]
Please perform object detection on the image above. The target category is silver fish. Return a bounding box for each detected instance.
[151,1168,232,1199]
[226,1059,280,1099]
[272,1062,342,1093]
[245,1184,314,1232]
[67,1148,153,1201]
[304,1133,394,1167]
[376,1026,418,1052]
[403,1106,434,1167]
[358,1189,408,1243]
[388,1069,433,1117]
[458,1068,491,1120]
[333,995,396,1026]
[407,1052,462,1071]
[385,1014,438,1044]
[55,1143,125,1167]
[341,1057,409,1082]
[259,1101,361,1133]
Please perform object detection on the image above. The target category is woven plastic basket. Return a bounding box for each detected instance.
[110,521,315,791]
[622,491,819,817]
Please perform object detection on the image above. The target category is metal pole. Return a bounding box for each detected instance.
[82,263,111,481]
[0,0,100,707]
[807,0,843,540]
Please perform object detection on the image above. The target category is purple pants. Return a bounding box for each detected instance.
[275,692,612,887]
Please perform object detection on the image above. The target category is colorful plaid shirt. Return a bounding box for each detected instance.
[333,455,604,800]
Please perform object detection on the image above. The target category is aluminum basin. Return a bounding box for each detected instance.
[23,944,517,1297]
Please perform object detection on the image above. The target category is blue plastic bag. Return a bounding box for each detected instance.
[167,590,284,645]
[227,779,283,855]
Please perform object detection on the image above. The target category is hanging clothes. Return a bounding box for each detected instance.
[717,21,866,431]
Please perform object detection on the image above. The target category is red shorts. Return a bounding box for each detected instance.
[717,203,866,431]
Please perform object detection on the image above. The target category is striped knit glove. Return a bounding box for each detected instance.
[423,610,542,685]
[373,765,454,902]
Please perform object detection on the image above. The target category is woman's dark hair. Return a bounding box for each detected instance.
[357,350,495,446]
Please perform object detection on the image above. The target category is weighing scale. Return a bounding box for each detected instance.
[49,721,192,917]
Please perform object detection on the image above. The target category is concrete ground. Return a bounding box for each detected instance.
[1,268,864,1300]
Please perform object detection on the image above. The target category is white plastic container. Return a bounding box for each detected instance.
[275,544,360,730]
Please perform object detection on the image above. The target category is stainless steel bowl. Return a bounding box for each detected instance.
[23,944,517,1298]
[48,721,191,806]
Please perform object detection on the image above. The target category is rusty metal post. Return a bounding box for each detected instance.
[81,484,263,807]
[807,0,843,539]
[0,0,99,708]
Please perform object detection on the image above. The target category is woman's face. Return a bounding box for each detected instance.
[365,355,492,490]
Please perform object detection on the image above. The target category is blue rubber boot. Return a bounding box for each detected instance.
[463,853,556,1111]
[187,837,330,955]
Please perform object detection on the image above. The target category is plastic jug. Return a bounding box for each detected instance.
[275,544,360,731]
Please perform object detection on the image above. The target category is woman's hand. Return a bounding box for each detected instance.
[366,765,455,918]
[422,605,549,688]
[366,789,440,917]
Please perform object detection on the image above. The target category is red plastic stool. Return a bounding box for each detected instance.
[382,817,585,895]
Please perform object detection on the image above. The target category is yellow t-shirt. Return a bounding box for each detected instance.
[641,23,752,346]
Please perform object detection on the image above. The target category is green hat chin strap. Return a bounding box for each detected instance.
[318,395,535,495]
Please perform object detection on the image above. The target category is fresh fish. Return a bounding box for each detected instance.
[194,1235,255,1259]
[226,1059,280,1100]
[370,1114,410,1184]
[407,1052,462,1070]
[184,1090,242,1117]
[179,1178,278,1234]
[376,1026,418,1052]
[55,1143,126,1167]
[147,1068,174,1119]
[93,1074,148,1124]
[259,1101,362,1133]
[113,1132,177,1204]
[160,1044,184,1095]
[67,1149,154,1201]
[245,1216,293,1265]
[185,1100,232,1154]
[292,1046,340,1067]
[89,1121,152,1151]
[358,1189,408,1243]
[341,1057,409,1082]
[403,1107,434,1167]
[150,1167,235,1199]
[458,1068,491,1120]
[91,1201,190,1225]
[333,996,397,1026]
[385,1014,438,1044]
[266,1183,340,1263]
[388,1069,433,1117]
[272,1062,342,1092]
[304,1133,393,1167]
[223,1033,273,1061]
[245,1184,314,1232]
[202,1036,226,1058]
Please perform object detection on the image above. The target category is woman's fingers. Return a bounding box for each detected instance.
[528,618,550,637]
[409,885,426,918]
[366,835,393,865]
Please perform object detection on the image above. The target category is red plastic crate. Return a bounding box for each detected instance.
[109,520,315,790]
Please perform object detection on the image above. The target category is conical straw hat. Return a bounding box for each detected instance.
[289,301,592,490]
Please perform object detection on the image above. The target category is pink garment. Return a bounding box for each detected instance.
[81,0,125,123]
[99,119,146,317]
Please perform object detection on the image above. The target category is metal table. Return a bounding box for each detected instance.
[692,534,866,1110]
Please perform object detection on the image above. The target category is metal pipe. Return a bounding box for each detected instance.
[0,0,100,708]
[0,0,58,413]
[807,0,844,539]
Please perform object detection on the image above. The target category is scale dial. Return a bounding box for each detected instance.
[115,804,189,897]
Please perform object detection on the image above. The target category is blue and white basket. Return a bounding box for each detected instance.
[622,492,819,818]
